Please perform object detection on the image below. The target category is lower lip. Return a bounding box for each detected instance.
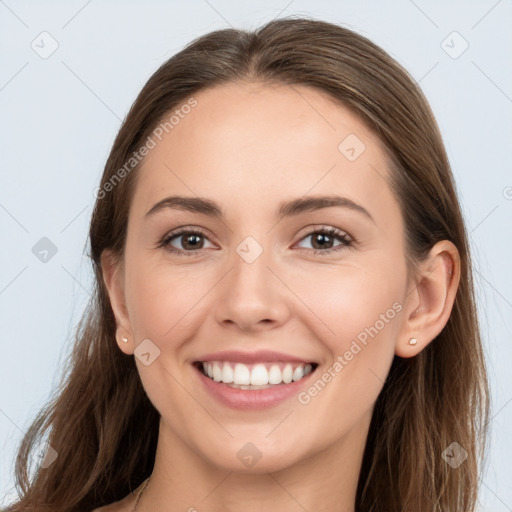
[194,364,317,410]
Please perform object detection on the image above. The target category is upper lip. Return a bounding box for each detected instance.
[194,350,317,365]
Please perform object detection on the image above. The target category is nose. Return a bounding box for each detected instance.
[214,245,291,332]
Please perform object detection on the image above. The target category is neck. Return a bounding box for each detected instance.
[137,415,371,512]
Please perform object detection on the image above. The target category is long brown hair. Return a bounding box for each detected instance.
[3,16,489,511]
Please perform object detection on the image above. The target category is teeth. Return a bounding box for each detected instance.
[282,364,293,384]
[200,361,315,386]
[222,362,234,383]
[250,364,268,385]
[268,365,282,385]
[292,365,305,381]
[233,363,251,385]
[212,363,223,382]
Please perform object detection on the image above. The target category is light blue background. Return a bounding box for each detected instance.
[1,1,511,509]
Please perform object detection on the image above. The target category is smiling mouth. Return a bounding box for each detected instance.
[193,360,319,390]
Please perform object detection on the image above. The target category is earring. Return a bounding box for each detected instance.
[121,336,128,343]
[409,337,417,346]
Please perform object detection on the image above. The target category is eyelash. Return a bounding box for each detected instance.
[158,226,353,257]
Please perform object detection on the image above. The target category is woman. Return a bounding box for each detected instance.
[4,16,489,512]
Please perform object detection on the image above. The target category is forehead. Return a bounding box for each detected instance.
[130,81,399,223]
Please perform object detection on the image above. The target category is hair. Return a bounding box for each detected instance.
[3,16,489,512]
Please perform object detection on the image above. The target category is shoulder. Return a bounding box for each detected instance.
[91,495,135,512]
[90,480,144,511]
[91,505,118,512]
[90,505,126,512]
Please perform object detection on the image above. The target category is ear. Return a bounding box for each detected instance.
[395,240,461,358]
[101,249,134,355]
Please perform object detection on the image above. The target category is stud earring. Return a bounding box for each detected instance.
[121,336,128,343]
[409,337,417,346]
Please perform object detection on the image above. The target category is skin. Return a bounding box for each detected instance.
[99,81,460,512]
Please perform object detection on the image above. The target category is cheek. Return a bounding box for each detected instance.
[291,261,404,413]
[293,268,403,428]
[294,261,404,348]
[124,256,212,342]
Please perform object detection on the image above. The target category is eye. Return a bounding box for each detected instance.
[159,227,215,256]
[295,226,353,255]
[158,225,353,257]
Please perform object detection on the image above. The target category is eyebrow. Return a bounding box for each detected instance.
[145,195,375,223]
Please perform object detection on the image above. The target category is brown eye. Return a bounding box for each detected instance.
[295,227,353,255]
[161,228,215,255]
[178,233,204,250]
[310,232,336,250]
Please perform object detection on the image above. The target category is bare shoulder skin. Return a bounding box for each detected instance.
[91,492,137,512]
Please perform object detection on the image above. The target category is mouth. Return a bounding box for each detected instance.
[193,360,319,390]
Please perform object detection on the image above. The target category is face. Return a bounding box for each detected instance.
[105,81,413,474]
